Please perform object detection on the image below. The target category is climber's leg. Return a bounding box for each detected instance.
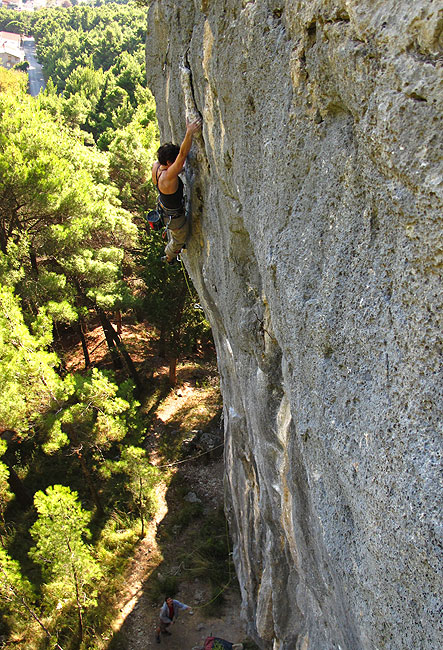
[164,214,188,261]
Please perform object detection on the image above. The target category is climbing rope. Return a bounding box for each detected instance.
[190,516,233,610]
[179,256,204,311]
[166,515,234,611]
[155,442,224,469]
[154,443,233,610]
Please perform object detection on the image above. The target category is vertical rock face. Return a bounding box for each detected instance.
[146,2,442,648]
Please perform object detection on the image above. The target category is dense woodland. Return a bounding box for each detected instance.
[0,3,212,648]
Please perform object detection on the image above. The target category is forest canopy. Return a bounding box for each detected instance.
[0,3,211,648]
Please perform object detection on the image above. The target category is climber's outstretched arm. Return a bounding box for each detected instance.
[164,118,202,180]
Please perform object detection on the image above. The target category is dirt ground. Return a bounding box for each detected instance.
[108,460,246,650]
[61,322,250,650]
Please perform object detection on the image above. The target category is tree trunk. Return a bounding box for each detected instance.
[76,449,104,517]
[168,357,177,387]
[96,307,122,370]
[30,248,38,278]
[114,338,143,394]
[116,309,122,335]
[0,227,7,254]
[77,321,90,369]
[104,312,143,394]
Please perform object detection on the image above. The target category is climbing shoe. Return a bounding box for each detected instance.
[161,255,178,265]
[156,633,161,643]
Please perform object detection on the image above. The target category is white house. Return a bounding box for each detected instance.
[0,31,25,69]
[0,46,24,68]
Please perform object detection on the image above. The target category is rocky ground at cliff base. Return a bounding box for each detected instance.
[63,320,254,650]
[108,457,247,650]
[95,348,251,650]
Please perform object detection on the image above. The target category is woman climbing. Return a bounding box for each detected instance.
[152,117,202,263]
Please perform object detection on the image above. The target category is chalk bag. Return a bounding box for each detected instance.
[146,209,163,231]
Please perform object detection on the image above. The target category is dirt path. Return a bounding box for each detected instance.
[62,324,248,649]
[108,460,246,650]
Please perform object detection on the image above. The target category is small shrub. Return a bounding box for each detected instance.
[147,572,178,604]
[167,500,203,531]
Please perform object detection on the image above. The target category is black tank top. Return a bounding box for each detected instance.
[156,167,184,210]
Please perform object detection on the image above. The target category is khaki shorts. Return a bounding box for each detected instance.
[164,213,188,259]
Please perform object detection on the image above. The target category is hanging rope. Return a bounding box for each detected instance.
[179,256,204,311]
[155,442,224,469]
[190,516,233,611]
[163,515,234,611]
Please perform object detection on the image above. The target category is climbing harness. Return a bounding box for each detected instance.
[145,202,184,232]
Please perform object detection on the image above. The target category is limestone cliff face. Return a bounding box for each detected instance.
[146,2,442,648]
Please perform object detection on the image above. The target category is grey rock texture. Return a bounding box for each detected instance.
[146,1,442,649]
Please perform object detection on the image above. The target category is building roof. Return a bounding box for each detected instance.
[0,32,22,44]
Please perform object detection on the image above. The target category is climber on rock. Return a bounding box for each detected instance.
[152,117,202,264]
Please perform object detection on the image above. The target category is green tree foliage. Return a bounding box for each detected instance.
[27,3,153,154]
[0,284,62,436]
[43,369,137,456]
[42,369,139,513]
[13,60,29,72]
[31,3,148,88]
[102,445,160,537]
[139,236,212,384]
[0,88,137,294]
[107,97,159,212]
[29,485,102,641]
[0,546,34,623]
[0,546,64,649]
[0,83,141,378]
[0,8,31,35]
[0,67,27,94]
[0,281,64,512]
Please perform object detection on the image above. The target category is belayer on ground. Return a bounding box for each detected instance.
[155,596,193,643]
[150,117,202,264]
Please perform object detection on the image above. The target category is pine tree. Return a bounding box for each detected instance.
[102,445,160,538]
[29,485,102,642]
[42,369,139,515]
[0,82,141,384]
[0,547,64,649]
[0,284,63,436]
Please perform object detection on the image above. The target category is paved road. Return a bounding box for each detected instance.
[23,37,46,97]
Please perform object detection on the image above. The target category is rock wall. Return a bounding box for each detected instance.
[146,2,442,648]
